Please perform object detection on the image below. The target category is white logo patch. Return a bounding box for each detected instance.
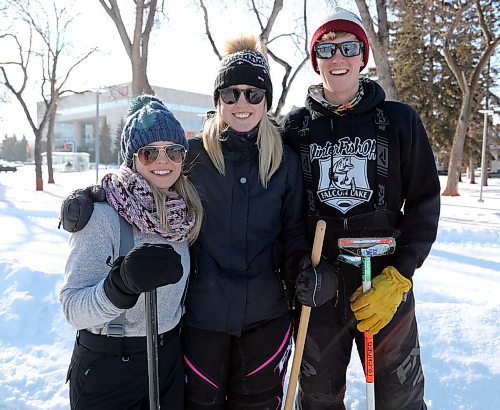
[311,137,376,214]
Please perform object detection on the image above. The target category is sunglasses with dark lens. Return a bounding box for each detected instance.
[136,144,186,166]
[219,87,266,105]
[314,41,363,59]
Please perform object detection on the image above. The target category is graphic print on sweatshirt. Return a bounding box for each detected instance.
[310,137,376,214]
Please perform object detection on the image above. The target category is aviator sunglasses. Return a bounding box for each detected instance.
[314,40,363,59]
[135,144,186,166]
[219,87,266,105]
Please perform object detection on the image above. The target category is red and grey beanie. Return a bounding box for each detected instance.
[310,7,369,73]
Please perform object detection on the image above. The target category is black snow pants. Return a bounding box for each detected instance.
[296,264,427,410]
[66,326,184,409]
[181,313,293,409]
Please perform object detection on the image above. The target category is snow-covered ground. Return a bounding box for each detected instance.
[1,165,499,409]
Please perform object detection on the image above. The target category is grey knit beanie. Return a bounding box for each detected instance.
[121,95,188,167]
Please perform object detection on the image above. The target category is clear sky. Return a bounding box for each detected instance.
[1,0,352,140]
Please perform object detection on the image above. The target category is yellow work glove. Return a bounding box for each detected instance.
[350,266,412,335]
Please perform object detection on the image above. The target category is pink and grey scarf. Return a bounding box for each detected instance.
[101,165,195,243]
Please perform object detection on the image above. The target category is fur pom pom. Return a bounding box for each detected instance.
[223,35,260,56]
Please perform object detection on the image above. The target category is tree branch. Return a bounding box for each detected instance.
[199,0,221,59]
[250,0,265,32]
[98,0,133,58]
[261,0,283,46]
[442,3,470,95]
[355,0,376,44]
[58,47,98,90]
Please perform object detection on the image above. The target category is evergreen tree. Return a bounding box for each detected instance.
[99,121,112,165]
[19,135,28,161]
[389,0,497,180]
[0,133,27,161]
[390,1,455,162]
[112,118,125,165]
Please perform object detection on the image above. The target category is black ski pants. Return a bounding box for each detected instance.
[66,326,183,409]
[297,266,427,410]
[181,314,293,409]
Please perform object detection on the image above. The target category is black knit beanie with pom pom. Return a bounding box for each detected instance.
[213,35,273,110]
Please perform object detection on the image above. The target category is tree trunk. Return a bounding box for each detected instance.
[469,158,475,184]
[131,56,153,97]
[370,42,398,101]
[442,91,472,196]
[46,101,57,184]
[355,0,398,101]
[98,0,156,98]
[34,130,43,191]
[439,2,499,196]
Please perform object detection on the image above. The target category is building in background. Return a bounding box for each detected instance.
[37,83,213,163]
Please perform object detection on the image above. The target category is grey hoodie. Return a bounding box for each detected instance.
[59,202,190,336]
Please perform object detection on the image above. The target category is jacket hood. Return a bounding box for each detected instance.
[305,78,385,118]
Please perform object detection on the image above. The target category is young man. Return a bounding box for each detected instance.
[281,7,440,410]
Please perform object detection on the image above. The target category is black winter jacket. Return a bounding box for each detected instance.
[184,129,310,336]
[281,79,440,279]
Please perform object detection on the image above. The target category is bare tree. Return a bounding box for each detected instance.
[98,0,159,97]
[0,0,96,190]
[354,0,398,101]
[440,0,498,196]
[1,29,51,190]
[23,2,96,184]
[199,0,310,117]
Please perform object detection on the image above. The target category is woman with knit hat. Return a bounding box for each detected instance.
[281,6,438,409]
[179,35,336,409]
[60,95,203,409]
[58,35,337,409]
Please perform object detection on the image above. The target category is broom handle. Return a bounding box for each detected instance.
[361,255,375,410]
[284,220,326,410]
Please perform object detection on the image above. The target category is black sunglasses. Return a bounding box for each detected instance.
[219,87,266,105]
[314,41,363,59]
[135,144,186,166]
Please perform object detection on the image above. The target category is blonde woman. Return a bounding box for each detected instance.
[60,95,202,409]
[181,35,336,409]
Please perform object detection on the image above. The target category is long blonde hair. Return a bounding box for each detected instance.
[201,104,283,188]
[203,34,282,187]
[132,161,203,244]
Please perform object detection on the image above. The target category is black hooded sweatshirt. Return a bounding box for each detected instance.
[281,79,440,279]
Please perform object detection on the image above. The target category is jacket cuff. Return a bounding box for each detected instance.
[286,252,311,282]
[391,250,418,279]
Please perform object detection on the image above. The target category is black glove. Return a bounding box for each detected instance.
[103,243,183,309]
[59,185,107,232]
[295,255,338,308]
